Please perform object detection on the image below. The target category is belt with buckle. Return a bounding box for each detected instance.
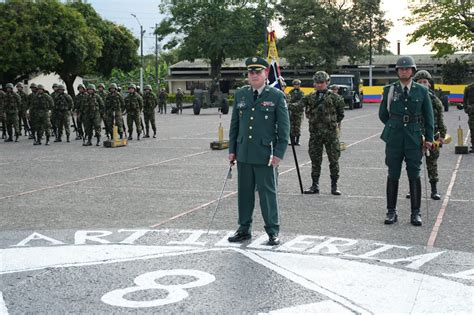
[389,113,422,123]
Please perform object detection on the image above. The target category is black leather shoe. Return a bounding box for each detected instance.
[411,212,422,226]
[430,182,441,200]
[227,231,251,242]
[384,211,398,224]
[406,193,411,199]
[303,184,319,194]
[267,234,280,246]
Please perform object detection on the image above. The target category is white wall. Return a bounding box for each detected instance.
[22,73,83,95]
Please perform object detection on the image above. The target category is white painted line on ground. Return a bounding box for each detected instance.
[427,131,470,250]
[0,151,209,201]
[0,292,8,315]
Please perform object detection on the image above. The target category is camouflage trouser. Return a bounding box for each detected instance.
[56,110,70,137]
[50,110,57,136]
[105,111,123,138]
[32,111,51,139]
[158,101,166,113]
[5,112,19,138]
[290,112,303,137]
[18,110,29,134]
[426,147,440,183]
[469,114,474,146]
[308,128,340,182]
[76,112,84,137]
[1,113,5,137]
[83,112,101,138]
[143,110,156,133]
[176,101,183,113]
[127,111,142,135]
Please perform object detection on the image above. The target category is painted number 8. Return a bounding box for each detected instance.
[101,269,215,308]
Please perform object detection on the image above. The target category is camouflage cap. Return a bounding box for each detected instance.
[292,79,301,85]
[16,82,23,88]
[87,84,96,91]
[109,83,118,90]
[144,85,152,90]
[245,57,269,71]
[30,83,37,88]
[413,70,432,81]
[57,84,65,90]
[128,83,136,89]
[5,83,14,89]
[313,71,330,83]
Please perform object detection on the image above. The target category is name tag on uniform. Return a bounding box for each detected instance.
[261,101,275,107]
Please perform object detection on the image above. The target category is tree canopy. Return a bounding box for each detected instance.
[0,0,139,95]
[276,0,392,71]
[405,0,473,57]
[155,0,270,89]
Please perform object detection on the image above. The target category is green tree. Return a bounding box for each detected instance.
[405,0,473,57]
[441,58,470,84]
[277,0,391,71]
[155,1,269,92]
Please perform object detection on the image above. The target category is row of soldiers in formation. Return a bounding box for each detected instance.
[0,82,185,146]
[282,69,452,203]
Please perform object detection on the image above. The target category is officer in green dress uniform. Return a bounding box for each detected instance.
[379,56,434,226]
[228,57,290,246]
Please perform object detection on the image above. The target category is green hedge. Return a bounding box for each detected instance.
[166,94,234,104]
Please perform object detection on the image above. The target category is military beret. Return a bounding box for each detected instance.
[245,57,269,71]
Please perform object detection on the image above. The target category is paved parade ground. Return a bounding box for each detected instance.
[1,104,473,314]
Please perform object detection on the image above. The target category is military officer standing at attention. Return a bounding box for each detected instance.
[15,83,29,136]
[301,71,345,195]
[288,79,305,145]
[124,84,143,140]
[379,56,434,226]
[463,82,474,153]
[142,85,158,138]
[3,83,21,142]
[228,57,290,246]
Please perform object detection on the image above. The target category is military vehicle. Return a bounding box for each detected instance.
[192,89,229,115]
[330,73,363,109]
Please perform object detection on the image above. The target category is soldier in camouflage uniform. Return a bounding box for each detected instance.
[82,84,104,146]
[288,79,305,145]
[53,84,74,143]
[31,84,54,145]
[410,70,447,200]
[0,84,6,139]
[104,83,124,139]
[50,83,59,139]
[74,84,88,140]
[97,83,108,132]
[124,84,143,140]
[3,83,21,142]
[142,85,157,138]
[176,88,184,114]
[463,82,474,153]
[301,71,345,195]
[27,83,38,139]
[158,88,167,114]
[15,83,29,136]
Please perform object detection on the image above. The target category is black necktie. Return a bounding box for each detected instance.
[253,90,258,101]
[403,86,409,99]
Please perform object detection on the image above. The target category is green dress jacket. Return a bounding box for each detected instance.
[229,85,290,165]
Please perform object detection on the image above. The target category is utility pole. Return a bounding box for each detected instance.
[369,15,373,87]
[155,23,159,90]
[131,13,144,92]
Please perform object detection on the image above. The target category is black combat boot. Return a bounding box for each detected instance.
[137,133,141,141]
[66,135,70,143]
[45,136,50,146]
[96,135,101,146]
[5,135,13,142]
[14,134,19,142]
[153,129,156,138]
[430,181,441,200]
[128,132,133,141]
[54,134,61,142]
[295,136,301,146]
[144,129,150,138]
[330,176,341,195]
[409,178,422,226]
[303,179,319,194]
[119,132,123,140]
[384,177,399,224]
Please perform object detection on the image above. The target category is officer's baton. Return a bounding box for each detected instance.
[288,109,304,194]
[423,149,430,223]
[206,161,235,235]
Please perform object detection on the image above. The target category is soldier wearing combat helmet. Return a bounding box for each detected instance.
[142,84,158,138]
[379,56,434,226]
[288,78,304,145]
[124,83,143,140]
[104,83,125,139]
[463,82,474,153]
[3,83,21,142]
[301,71,345,195]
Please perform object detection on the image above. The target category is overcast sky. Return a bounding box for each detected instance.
[86,0,431,57]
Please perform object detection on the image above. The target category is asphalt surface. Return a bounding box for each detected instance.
[1,103,473,314]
